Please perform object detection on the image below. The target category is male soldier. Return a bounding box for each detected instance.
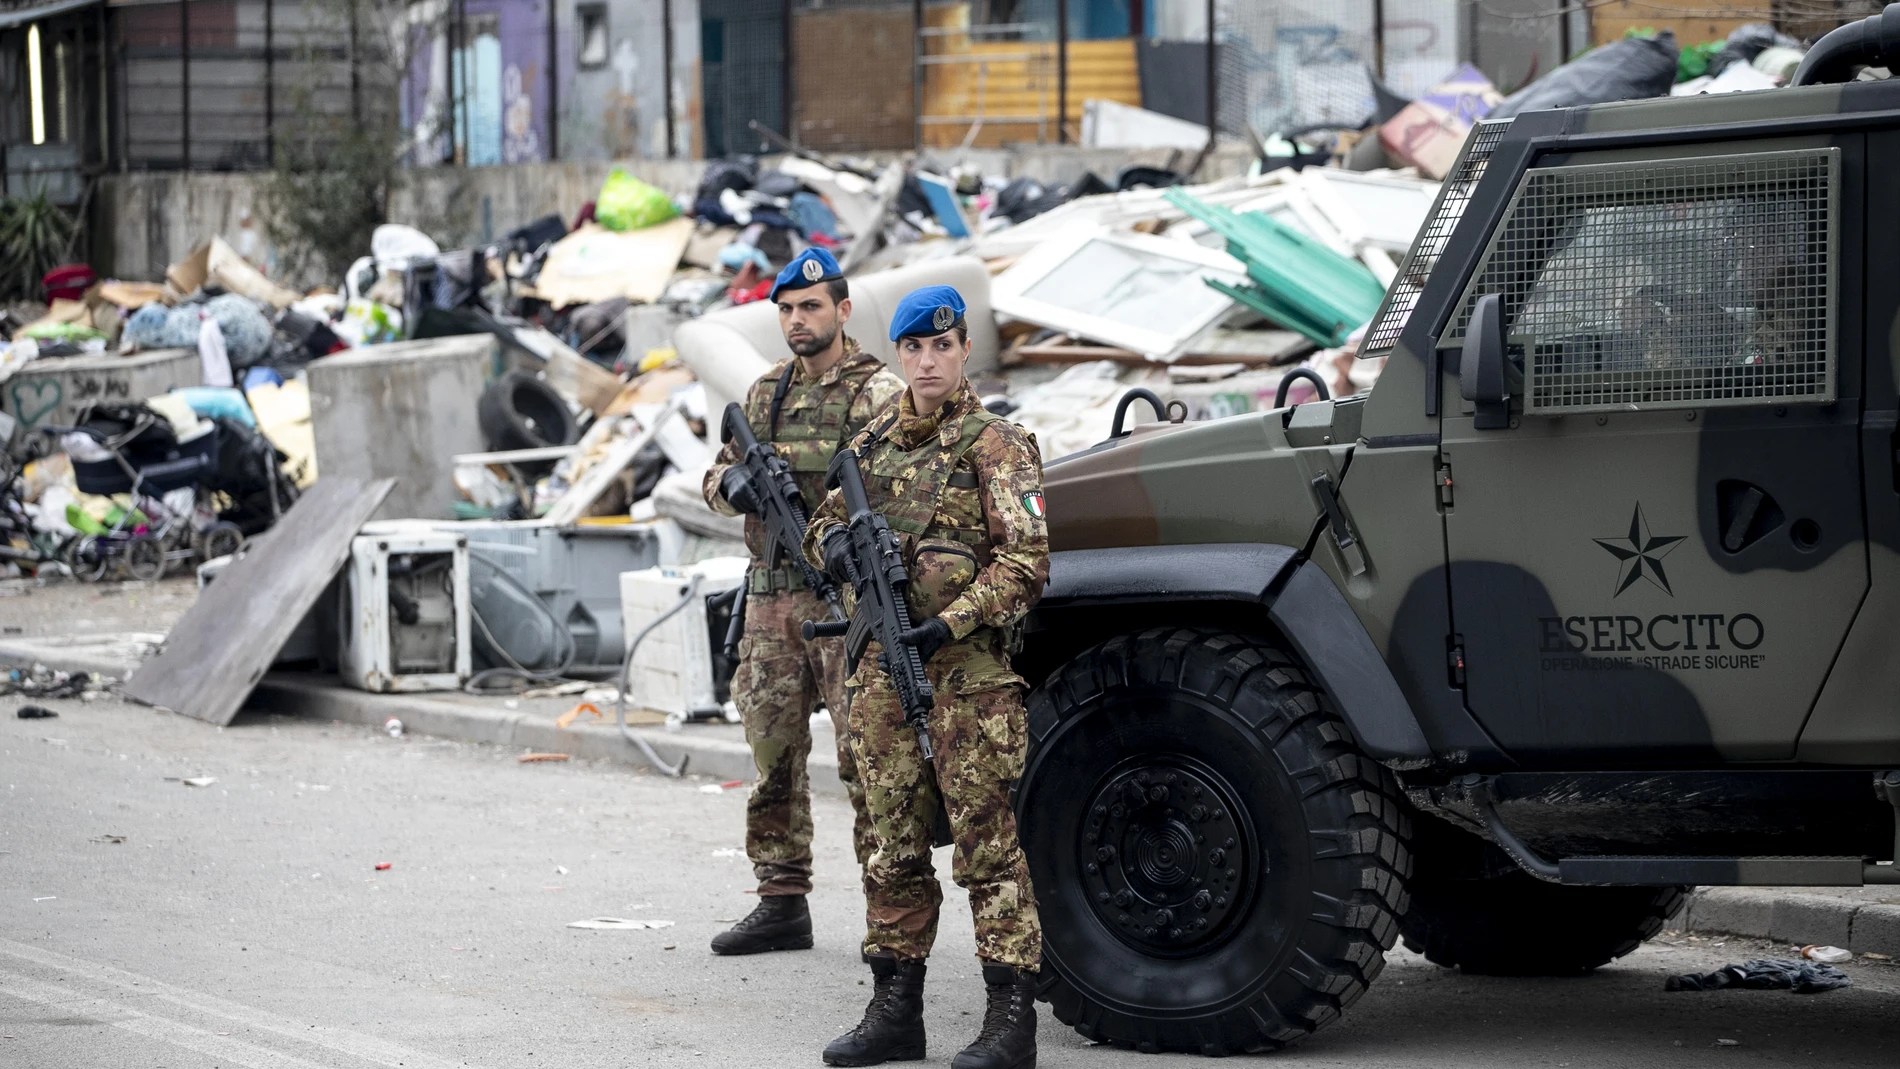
[702,247,905,955]
[805,285,1047,1069]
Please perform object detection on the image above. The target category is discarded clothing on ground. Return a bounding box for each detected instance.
[1664,958,1850,994]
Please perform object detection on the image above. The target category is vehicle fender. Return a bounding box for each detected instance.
[1040,545,1432,762]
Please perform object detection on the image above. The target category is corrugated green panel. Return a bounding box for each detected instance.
[1164,186,1386,347]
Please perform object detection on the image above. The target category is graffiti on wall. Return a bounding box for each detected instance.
[402,0,550,166]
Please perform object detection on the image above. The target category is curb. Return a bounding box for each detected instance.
[1,634,850,796]
[252,673,825,791]
[0,634,164,680]
[1678,887,1900,958]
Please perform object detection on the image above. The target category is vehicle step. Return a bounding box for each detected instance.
[1559,856,1867,887]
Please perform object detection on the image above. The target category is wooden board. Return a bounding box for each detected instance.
[1588,0,1768,48]
[541,398,686,526]
[123,477,395,726]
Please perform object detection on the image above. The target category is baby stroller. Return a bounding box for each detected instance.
[54,401,298,581]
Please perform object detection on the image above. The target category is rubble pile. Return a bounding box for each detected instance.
[0,23,1833,695]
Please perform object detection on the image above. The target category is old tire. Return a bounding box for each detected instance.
[1401,871,1688,976]
[1021,628,1412,1055]
[478,371,576,475]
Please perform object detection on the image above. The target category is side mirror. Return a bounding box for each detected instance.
[1460,293,1511,430]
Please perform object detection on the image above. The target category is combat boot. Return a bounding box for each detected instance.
[709,894,813,955]
[950,963,1036,1069]
[821,954,926,1066]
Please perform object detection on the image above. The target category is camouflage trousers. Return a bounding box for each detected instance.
[730,589,871,896]
[845,645,1041,969]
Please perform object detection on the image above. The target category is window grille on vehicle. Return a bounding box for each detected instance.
[1442,148,1838,415]
[1359,119,1510,357]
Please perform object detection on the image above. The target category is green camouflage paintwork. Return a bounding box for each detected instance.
[845,667,1041,968]
[806,380,1049,966]
[731,589,872,895]
[1039,77,1900,768]
[703,336,905,587]
[808,381,1049,667]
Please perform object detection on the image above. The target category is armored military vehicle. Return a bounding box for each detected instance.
[1015,7,1900,1055]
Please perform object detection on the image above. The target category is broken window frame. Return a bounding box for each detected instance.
[1293,169,1442,255]
[991,228,1250,361]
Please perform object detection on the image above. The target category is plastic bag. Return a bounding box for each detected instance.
[1711,23,1799,77]
[1491,33,1680,120]
[595,168,680,232]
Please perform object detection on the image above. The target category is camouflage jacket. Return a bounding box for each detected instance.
[703,337,904,586]
[805,381,1049,688]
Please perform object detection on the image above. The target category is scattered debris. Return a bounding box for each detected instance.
[2,664,108,700]
[384,717,404,738]
[699,780,747,794]
[177,776,218,788]
[375,862,392,871]
[1379,64,1502,179]
[554,702,603,729]
[1715,1038,1742,1047]
[1799,945,1852,964]
[566,917,675,931]
[1666,958,1851,994]
[518,753,573,763]
[89,834,126,844]
[15,704,56,719]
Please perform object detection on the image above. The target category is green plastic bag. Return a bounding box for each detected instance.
[595,168,679,232]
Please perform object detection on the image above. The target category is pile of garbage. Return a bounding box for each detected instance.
[5,20,1839,580]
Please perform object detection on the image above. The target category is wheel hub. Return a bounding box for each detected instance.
[1078,760,1255,955]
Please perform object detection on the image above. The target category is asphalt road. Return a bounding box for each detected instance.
[4,696,1899,1068]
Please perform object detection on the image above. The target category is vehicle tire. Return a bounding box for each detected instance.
[197,521,245,562]
[477,371,576,475]
[68,537,111,583]
[1401,870,1688,976]
[1021,627,1412,1055]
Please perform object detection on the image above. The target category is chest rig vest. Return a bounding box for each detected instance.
[842,396,1028,689]
[746,349,883,591]
[856,402,1001,624]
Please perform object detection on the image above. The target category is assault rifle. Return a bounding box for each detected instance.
[719,403,846,623]
[802,448,952,848]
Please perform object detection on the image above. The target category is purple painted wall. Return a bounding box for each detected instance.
[401,0,553,166]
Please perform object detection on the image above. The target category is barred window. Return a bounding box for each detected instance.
[1361,120,1510,356]
[1443,149,1838,414]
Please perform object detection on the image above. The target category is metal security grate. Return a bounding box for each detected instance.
[1360,119,1510,356]
[1444,149,1838,414]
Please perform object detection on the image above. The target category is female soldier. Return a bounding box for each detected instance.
[805,285,1047,1069]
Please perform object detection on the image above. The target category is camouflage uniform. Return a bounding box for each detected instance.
[805,381,1049,969]
[703,337,904,896]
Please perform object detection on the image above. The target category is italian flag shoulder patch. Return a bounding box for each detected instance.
[1020,491,1046,519]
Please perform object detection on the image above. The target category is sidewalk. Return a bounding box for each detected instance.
[0,575,1891,957]
[0,575,839,796]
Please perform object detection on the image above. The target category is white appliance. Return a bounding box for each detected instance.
[619,556,749,721]
[337,530,472,693]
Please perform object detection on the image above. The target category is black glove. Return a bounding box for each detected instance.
[820,528,853,583]
[899,618,952,664]
[719,465,761,516]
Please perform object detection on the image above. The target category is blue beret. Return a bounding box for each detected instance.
[888,285,967,341]
[770,247,843,301]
